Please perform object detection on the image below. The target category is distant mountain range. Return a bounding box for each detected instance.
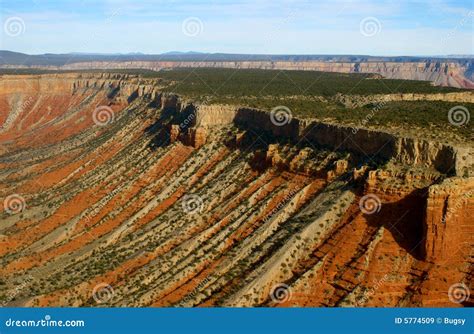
[0,50,472,66]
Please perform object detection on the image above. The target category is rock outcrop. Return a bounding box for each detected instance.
[424,177,474,262]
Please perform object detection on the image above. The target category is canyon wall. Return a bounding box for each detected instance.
[2,73,473,105]
[157,104,473,178]
[0,73,162,101]
[333,91,474,108]
[1,73,471,176]
[60,61,474,88]
[2,60,473,89]
[187,105,472,176]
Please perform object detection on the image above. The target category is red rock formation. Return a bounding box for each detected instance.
[169,125,180,143]
[0,73,471,308]
[424,178,474,263]
[186,128,207,148]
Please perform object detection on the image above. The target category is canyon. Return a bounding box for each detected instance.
[1,51,473,89]
[0,73,472,307]
[60,60,474,89]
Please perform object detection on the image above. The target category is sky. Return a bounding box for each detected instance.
[0,0,472,56]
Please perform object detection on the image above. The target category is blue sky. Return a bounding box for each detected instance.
[0,0,472,56]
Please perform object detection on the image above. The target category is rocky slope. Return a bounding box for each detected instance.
[0,73,472,307]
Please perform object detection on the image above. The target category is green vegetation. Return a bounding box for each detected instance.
[152,69,471,142]
[2,68,470,141]
[261,100,472,140]
[156,68,464,97]
[2,67,465,96]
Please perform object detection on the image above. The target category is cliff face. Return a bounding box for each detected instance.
[424,177,474,262]
[0,73,163,102]
[0,73,471,175]
[9,59,472,89]
[180,105,472,176]
[333,92,474,108]
[194,105,237,126]
[155,102,469,176]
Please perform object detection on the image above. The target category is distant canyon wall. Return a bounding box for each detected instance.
[0,73,472,176]
[1,59,473,89]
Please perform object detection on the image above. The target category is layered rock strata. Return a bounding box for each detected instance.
[0,73,471,308]
[5,59,473,88]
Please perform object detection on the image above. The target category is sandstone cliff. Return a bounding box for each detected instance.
[424,177,474,262]
[172,104,472,176]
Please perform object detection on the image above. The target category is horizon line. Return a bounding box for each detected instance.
[1,50,473,58]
